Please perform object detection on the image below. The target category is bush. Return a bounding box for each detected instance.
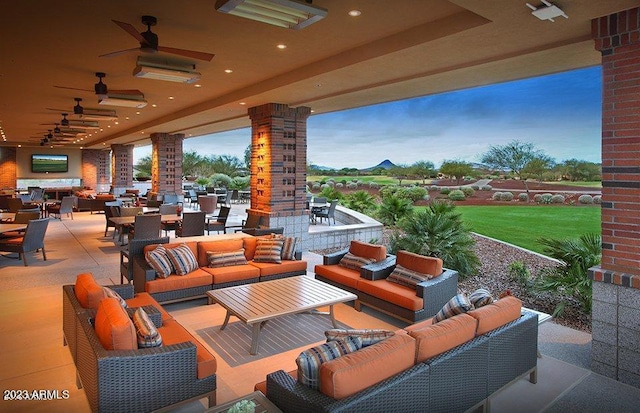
[440,187,451,195]
[346,182,358,189]
[343,190,377,214]
[395,186,427,202]
[551,194,565,204]
[508,261,531,288]
[312,182,321,190]
[319,186,343,201]
[533,194,542,203]
[461,186,475,197]
[228,176,250,190]
[376,195,414,226]
[481,185,492,191]
[470,185,480,191]
[578,194,594,204]
[335,182,344,188]
[492,192,503,201]
[378,185,397,200]
[593,195,602,204]
[430,185,439,192]
[320,183,330,189]
[209,173,232,188]
[518,193,529,202]
[448,189,466,201]
[538,193,553,204]
[369,182,379,189]
[500,192,514,201]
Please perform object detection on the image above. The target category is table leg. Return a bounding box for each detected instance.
[250,322,262,355]
[329,304,339,328]
[220,310,231,330]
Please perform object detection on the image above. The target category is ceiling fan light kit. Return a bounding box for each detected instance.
[215,0,327,30]
[99,96,148,108]
[133,57,201,83]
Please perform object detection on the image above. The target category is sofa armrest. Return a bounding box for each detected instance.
[126,305,162,328]
[132,255,157,294]
[323,249,349,265]
[294,250,302,261]
[108,284,134,300]
[415,268,458,318]
[361,255,397,281]
[266,370,338,413]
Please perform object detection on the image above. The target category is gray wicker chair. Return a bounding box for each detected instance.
[159,204,179,235]
[120,237,169,284]
[103,201,121,237]
[0,211,40,238]
[206,206,230,234]
[226,211,262,233]
[128,214,162,243]
[176,211,205,237]
[315,199,338,225]
[0,217,49,266]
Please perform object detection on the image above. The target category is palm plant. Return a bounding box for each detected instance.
[343,190,377,214]
[377,195,413,226]
[390,201,479,278]
[535,233,601,315]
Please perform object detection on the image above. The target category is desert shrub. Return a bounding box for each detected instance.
[369,182,379,189]
[518,193,529,202]
[340,179,347,185]
[326,180,335,187]
[508,261,531,288]
[390,201,480,279]
[448,189,466,201]
[551,194,565,204]
[356,180,364,188]
[481,185,492,191]
[320,183,330,189]
[399,186,427,202]
[578,194,594,204]
[430,185,439,191]
[533,194,541,202]
[500,192,514,201]
[379,185,397,200]
[228,176,250,190]
[376,195,414,226]
[343,190,377,214]
[440,187,451,195]
[319,186,343,201]
[492,192,503,201]
[346,182,358,189]
[335,182,344,188]
[312,182,321,190]
[593,195,602,204]
[538,193,553,204]
[461,186,475,197]
[470,184,480,191]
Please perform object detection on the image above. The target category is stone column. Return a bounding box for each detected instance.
[590,7,640,389]
[82,149,110,192]
[248,103,311,249]
[150,133,183,195]
[0,147,17,189]
[110,144,133,195]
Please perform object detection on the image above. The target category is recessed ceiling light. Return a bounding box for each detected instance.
[17,144,21,147]
[136,111,141,115]
[194,84,202,88]
[348,10,361,17]
[240,102,246,105]
[277,44,287,49]
[125,117,130,120]
[103,142,106,145]
[114,121,119,125]
[224,69,233,74]
[151,104,157,108]
[100,128,104,132]
[168,96,174,100]
[141,131,145,134]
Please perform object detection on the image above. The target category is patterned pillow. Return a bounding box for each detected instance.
[253,238,284,263]
[434,294,473,323]
[103,287,127,308]
[338,252,376,271]
[145,245,174,279]
[207,249,248,267]
[165,244,199,275]
[281,236,298,260]
[469,288,494,308]
[325,329,395,347]
[132,307,162,348]
[387,264,432,288]
[296,336,362,390]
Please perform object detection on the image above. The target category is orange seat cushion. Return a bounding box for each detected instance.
[408,313,478,362]
[94,297,137,351]
[75,273,107,309]
[349,240,387,262]
[145,269,212,294]
[467,296,522,335]
[202,264,260,284]
[254,369,297,394]
[126,292,173,322]
[159,319,217,379]
[357,278,423,311]
[249,259,308,276]
[396,251,443,277]
[320,333,416,399]
[314,264,361,290]
[404,317,434,333]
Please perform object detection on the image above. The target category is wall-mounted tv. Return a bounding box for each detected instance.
[31,154,68,173]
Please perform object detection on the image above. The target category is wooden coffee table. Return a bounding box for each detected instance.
[207,276,357,355]
[205,391,281,413]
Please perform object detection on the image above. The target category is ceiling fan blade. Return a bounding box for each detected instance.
[108,89,144,96]
[99,47,139,58]
[54,85,93,92]
[47,108,70,112]
[157,46,214,62]
[112,20,146,43]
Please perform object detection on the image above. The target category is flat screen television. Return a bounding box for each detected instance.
[31,154,68,173]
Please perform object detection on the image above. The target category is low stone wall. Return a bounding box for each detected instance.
[305,206,383,251]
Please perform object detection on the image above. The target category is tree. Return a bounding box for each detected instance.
[134,155,152,177]
[244,144,252,169]
[439,160,473,185]
[559,159,601,182]
[410,160,436,184]
[387,164,410,185]
[182,150,205,178]
[521,155,555,182]
[481,140,550,193]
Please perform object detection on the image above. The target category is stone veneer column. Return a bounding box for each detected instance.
[82,149,110,192]
[110,144,133,195]
[248,103,311,249]
[0,147,17,188]
[590,7,640,389]
[150,133,183,195]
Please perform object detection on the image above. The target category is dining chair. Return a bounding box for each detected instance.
[127,214,162,243]
[176,211,205,237]
[206,206,230,234]
[46,196,76,220]
[198,195,217,214]
[226,212,262,233]
[159,204,179,235]
[103,201,120,237]
[162,193,179,205]
[7,197,23,213]
[0,217,49,266]
[0,211,41,239]
[315,199,339,225]
[230,189,239,204]
[120,237,169,284]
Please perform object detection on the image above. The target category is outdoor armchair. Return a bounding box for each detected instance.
[206,206,230,234]
[176,211,205,237]
[0,217,49,266]
[46,195,76,220]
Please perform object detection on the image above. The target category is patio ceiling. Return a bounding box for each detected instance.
[0,0,636,150]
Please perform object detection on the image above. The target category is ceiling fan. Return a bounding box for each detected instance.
[100,15,215,62]
[55,73,143,99]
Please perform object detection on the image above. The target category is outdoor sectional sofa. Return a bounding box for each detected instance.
[62,273,216,413]
[259,296,538,413]
[132,236,307,304]
[76,194,116,213]
[314,241,458,322]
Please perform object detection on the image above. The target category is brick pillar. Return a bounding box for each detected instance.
[150,133,183,195]
[248,103,311,248]
[82,149,110,192]
[110,144,133,195]
[0,147,17,189]
[590,7,640,389]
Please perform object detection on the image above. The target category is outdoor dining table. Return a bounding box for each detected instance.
[308,201,329,224]
[0,223,27,234]
[108,214,182,227]
[0,212,16,222]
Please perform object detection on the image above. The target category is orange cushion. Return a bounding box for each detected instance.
[159,319,217,379]
[314,264,361,290]
[408,313,477,362]
[319,333,416,399]
[254,370,297,394]
[145,269,212,294]
[125,292,173,322]
[396,251,443,277]
[249,259,308,277]
[349,240,386,262]
[94,297,137,350]
[467,296,522,335]
[356,278,423,311]
[202,264,260,284]
[75,273,107,309]
[404,317,434,333]
[197,239,245,266]
[243,237,258,260]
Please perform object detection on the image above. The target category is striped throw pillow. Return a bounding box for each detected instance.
[207,249,248,267]
[434,294,473,323]
[145,245,174,278]
[296,336,362,390]
[469,288,494,308]
[103,287,127,308]
[253,238,284,263]
[325,329,395,347]
[132,307,162,348]
[338,252,376,271]
[281,236,297,260]
[165,244,199,275]
[387,264,432,288]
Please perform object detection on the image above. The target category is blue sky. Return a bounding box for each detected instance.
[135,66,603,169]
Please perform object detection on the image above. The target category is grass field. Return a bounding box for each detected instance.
[543,181,602,188]
[307,175,426,186]
[454,205,601,255]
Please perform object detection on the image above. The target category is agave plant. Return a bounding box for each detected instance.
[535,233,601,315]
[390,201,479,278]
[343,190,377,214]
[376,195,413,226]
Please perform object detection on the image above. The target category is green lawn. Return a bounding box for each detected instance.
[543,181,602,188]
[307,175,427,186]
[454,205,601,255]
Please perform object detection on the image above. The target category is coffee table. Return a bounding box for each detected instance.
[205,391,281,413]
[207,276,357,355]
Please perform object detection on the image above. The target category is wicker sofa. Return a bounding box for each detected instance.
[62,273,216,413]
[314,242,458,322]
[76,194,116,213]
[132,236,307,304]
[261,296,538,413]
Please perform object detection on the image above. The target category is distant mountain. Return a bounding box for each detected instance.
[361,159,396,171]
[309,164,334,171]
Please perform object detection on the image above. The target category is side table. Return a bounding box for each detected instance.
[522,307,552,358]
[205,391,282,413]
